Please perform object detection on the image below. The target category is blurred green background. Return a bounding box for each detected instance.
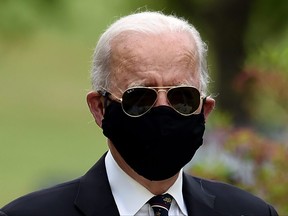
[1,0,287,214]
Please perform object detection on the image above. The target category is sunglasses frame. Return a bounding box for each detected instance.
[98,85,204,117]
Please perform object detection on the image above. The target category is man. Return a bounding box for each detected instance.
[1,11,278,216]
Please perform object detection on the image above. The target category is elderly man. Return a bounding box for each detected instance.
[1,11,278,216]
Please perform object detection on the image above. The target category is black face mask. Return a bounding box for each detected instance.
[102,101,205,181]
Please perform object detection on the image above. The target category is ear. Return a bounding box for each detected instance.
[86,91,104,128]
[203,97,215,119]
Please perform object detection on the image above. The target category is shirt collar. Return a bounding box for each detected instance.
[105,150,188,215]
[166,169,188,215]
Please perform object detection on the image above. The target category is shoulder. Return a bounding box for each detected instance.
[0,178,81,216]
[184,174,278,215]
[0,154,109,216]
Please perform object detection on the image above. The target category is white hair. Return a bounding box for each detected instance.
[91,11,209,94]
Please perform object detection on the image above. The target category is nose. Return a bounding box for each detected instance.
[154,90,170,107]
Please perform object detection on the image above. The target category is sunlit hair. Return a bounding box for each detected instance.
[91,11,210,94]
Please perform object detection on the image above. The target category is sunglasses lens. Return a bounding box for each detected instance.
[167,87,200,115]
[122,88,157,116]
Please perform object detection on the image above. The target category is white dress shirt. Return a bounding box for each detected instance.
[105,151,188,215]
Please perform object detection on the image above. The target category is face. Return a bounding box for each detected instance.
[108,31,200,96]
[86,30,215,184]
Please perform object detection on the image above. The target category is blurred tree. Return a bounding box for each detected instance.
[194,0,252,125]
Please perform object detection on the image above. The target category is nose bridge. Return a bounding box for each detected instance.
[154,89,170,107]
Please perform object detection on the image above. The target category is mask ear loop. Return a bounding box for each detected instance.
[201,97,207,114]
[104,96,109,108]
[100,91,112,109]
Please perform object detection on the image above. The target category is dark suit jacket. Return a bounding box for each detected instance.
[0,154,278,216]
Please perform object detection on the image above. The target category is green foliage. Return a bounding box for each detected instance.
[246,29,288,72]
[206,109,233,129]
[0,0,70,40]
[235,33,288,129]
[191,128,288,215]
[247,0,288,48]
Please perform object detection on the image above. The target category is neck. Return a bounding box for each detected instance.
[108,141,179,195]
[138,174,179,195]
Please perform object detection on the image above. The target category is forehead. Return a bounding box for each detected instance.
[109,31,200,91]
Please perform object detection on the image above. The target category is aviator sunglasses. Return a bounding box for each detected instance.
[98,86,204,117]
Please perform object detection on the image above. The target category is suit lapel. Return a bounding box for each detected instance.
[183,173,224,216]
[74,153,120,216]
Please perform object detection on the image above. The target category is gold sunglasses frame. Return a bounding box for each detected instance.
[98,86,204,117]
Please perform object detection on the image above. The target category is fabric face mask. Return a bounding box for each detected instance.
[102,101,205,181]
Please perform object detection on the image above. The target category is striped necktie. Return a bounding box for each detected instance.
[148,193,173,216]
